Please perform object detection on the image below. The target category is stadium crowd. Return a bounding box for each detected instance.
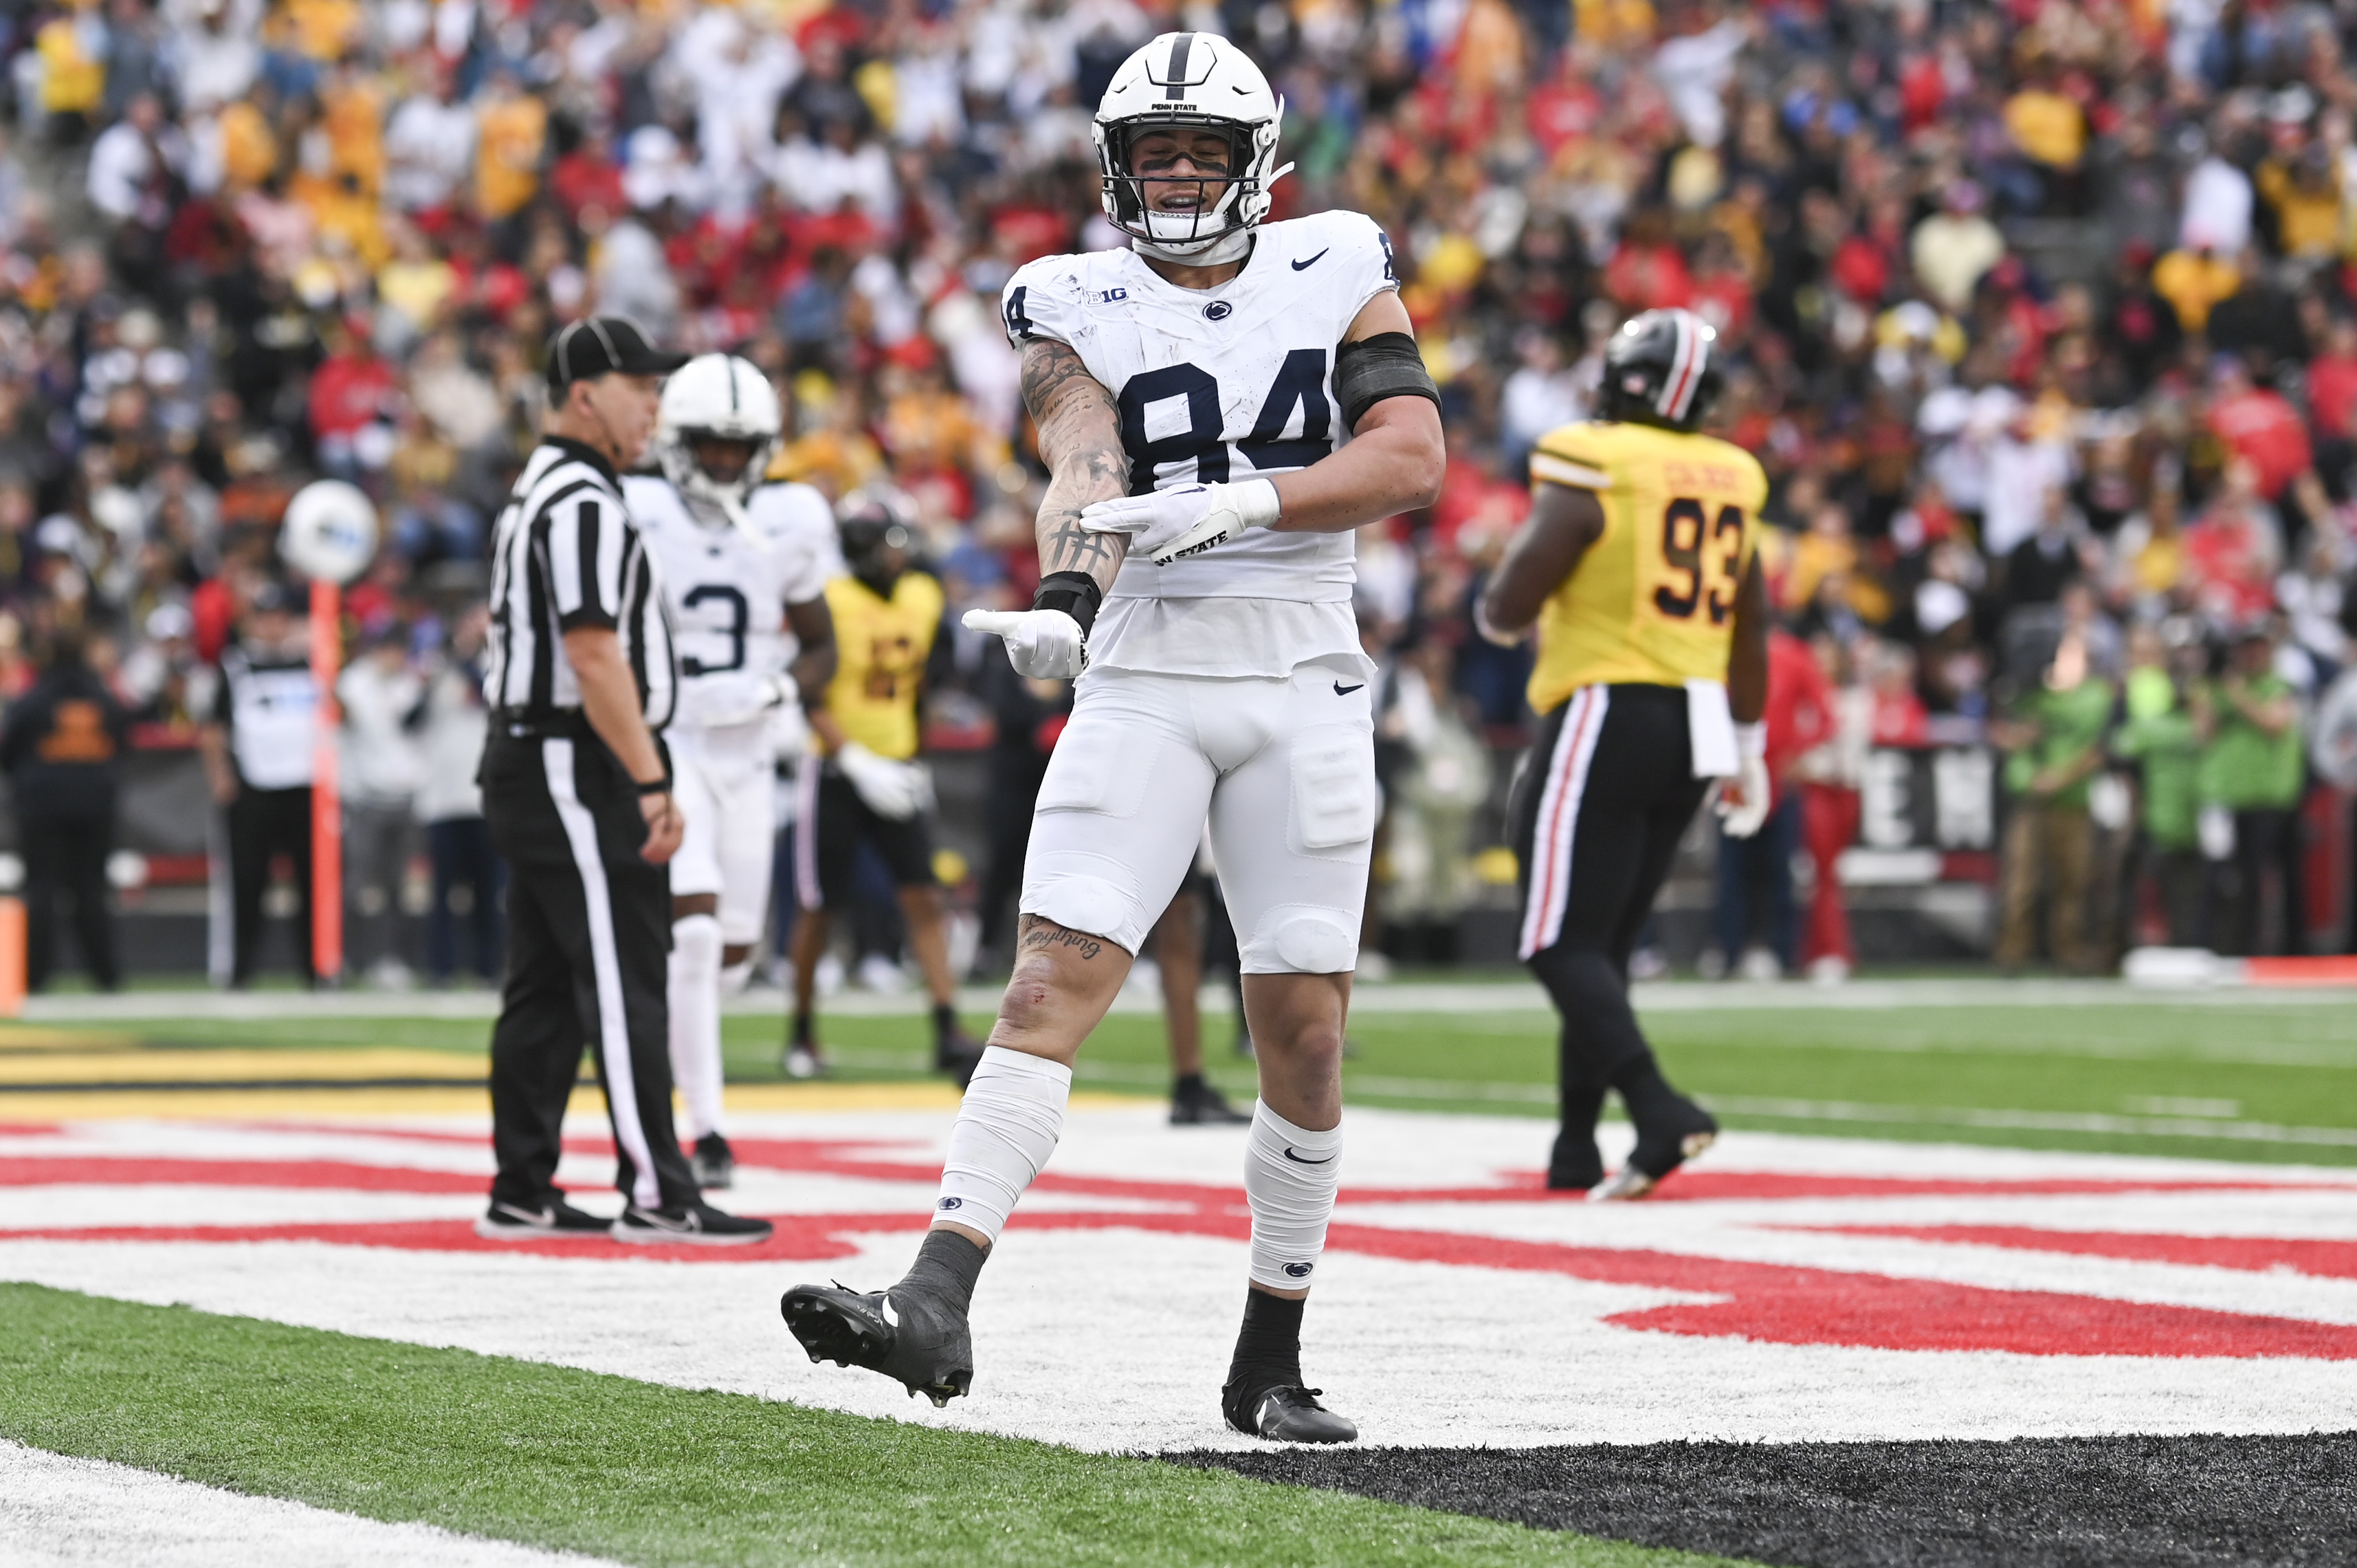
[0,0,2352,985]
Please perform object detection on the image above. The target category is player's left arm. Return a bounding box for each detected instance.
[1725,553,1769,725]
[1265,291,1445,533]
[1475,481,1604,645]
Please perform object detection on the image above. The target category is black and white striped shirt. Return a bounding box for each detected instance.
[485,437,677,731]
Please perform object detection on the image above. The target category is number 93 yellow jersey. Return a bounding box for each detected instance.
[1523,420,1769,715]
[821,570,945,761]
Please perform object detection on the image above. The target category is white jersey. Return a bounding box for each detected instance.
[623,475,837,732]
[1002,209,1399,677]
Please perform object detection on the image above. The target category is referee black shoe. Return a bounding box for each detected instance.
[1171,1075,1252,1125]
[691,1132,735,1190]
[782,1279,974,1406]
[474,1195,611,1241]
[1593,1098,1719,1202]
[1222,1380,1358,1444]
[611,1202,775,1246]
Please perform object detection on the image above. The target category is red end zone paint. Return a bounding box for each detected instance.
[1,1214,925,1261]
[1338,1171,2320,1204]
[1804,1225,2357,1281]
[0,1157,486,1193]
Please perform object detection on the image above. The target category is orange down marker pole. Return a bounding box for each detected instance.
[311,579,344,986]
[0,896,23,1016]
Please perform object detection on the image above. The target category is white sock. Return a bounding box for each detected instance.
[667,914,726,1141]
[1245,1101,1342,1292]
[718,958,755,995]
[933,1045,1070,1241]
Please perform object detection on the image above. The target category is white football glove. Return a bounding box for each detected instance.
[834,740,931,820]
[705,672,795,730]
[962,607,1087,679]
[1081,478,1281,564]
[1714,722,1773,839]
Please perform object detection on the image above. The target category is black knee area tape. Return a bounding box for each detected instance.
[1032,571,1103,634]
[1334,331,1441,429]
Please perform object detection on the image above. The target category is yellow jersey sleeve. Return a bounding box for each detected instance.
[821,571,945,760]
[1525,423,1768,713]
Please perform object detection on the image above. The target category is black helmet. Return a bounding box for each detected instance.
[837,489,915,585]
[1600,308,1720,432]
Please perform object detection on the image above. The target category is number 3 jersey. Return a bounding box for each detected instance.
[1002,210,1400,678]
[1525,419,1769,714]
[623,476,838,732]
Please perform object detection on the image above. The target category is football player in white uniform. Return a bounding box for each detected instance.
[625,354,838,1190]
[783,33,1443,1444]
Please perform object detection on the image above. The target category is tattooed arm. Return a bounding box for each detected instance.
[1023,338,1129,592]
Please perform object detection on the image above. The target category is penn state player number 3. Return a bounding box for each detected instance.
[680,584,749,675]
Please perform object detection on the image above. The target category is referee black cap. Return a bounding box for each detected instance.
[545,316,689,395]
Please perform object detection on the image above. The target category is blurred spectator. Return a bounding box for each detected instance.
[0,628,129,991]
[1378,639,1492,964]
[199,580,317,988]
[1992,632,2115,973]
[1790,634,1870,982]
[1709,627,1819,980]
[414,604,501,986]
[337,623,423,989]
[2195,628,2308,956]
[2114,624,2209,947]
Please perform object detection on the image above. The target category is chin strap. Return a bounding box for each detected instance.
[1133,227,1255,267]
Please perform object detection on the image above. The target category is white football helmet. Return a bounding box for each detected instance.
[1092,32,1292,263]
[655,353,783,521]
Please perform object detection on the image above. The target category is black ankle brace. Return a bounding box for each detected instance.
[1225,1286,1305,1391]
[902,1228,987,1314]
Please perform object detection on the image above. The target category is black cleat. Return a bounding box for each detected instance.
[1171,1076,1252,1125]
[782,1279,973,1406]
[936,1031,986,1090]
[1223,1380,1358,1444]
[691,1132,735,1190]
[1594,1095,1718,1202]
[1546,1086,1608,1191]
[474,1195,610,1240]
[612,1202,774,1245]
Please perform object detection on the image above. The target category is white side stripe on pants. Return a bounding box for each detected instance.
[1518,686,1611,960]
[541,738,663,1211]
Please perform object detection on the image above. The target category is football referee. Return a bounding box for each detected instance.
[475,316,771,1246]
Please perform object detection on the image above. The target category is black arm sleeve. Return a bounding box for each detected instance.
[1332,331,1442,430]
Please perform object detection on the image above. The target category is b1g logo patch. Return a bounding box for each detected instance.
[1204,301,1234,321]
[1098,288,1128,303]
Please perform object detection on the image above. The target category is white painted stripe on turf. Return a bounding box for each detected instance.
[0,1439,623,1567]
[542,739,661,1212]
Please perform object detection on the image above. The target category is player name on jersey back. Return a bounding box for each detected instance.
[624,476,836,731]
[1002,210,1402,606]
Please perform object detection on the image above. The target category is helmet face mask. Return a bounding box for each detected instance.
[656,354,782,519]
[1094,33,1291,261]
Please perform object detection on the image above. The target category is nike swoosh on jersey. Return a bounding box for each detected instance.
[1283,1146,1336,1164]
[1292,249,1330,271]
[1333,682,1364,695]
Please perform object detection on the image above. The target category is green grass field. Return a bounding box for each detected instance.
[0,1283,1740,1568]
[85,988,2357,1167]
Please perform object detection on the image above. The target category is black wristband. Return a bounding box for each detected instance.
[635,775,672,797]
[1032,571,1104,635]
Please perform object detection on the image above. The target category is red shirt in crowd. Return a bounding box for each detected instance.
[2208,386,2312,500]
[308,349,395,440]
[2182,508,2279,624]
[1765,630,1833,805]
[2307,347,2357,441]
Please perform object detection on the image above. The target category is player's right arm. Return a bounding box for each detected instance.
[1476,481,1605,644]
[1023,337,1130,593]
[961,319,1129,679]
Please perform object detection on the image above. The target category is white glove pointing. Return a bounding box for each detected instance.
[1081,478,1281,564]
[834,740,931,821]
[962,607,1086,680]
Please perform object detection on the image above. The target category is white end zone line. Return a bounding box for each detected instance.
[0,1439,622,1568]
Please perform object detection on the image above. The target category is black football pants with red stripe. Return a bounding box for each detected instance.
[1507,683,1709,1184]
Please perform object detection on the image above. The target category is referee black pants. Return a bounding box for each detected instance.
[1509,685,1709,1171]
[482,729,698,1213]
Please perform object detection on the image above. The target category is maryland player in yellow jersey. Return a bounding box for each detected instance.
[788,492,984,1084]
[1478,309,1773,1200]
